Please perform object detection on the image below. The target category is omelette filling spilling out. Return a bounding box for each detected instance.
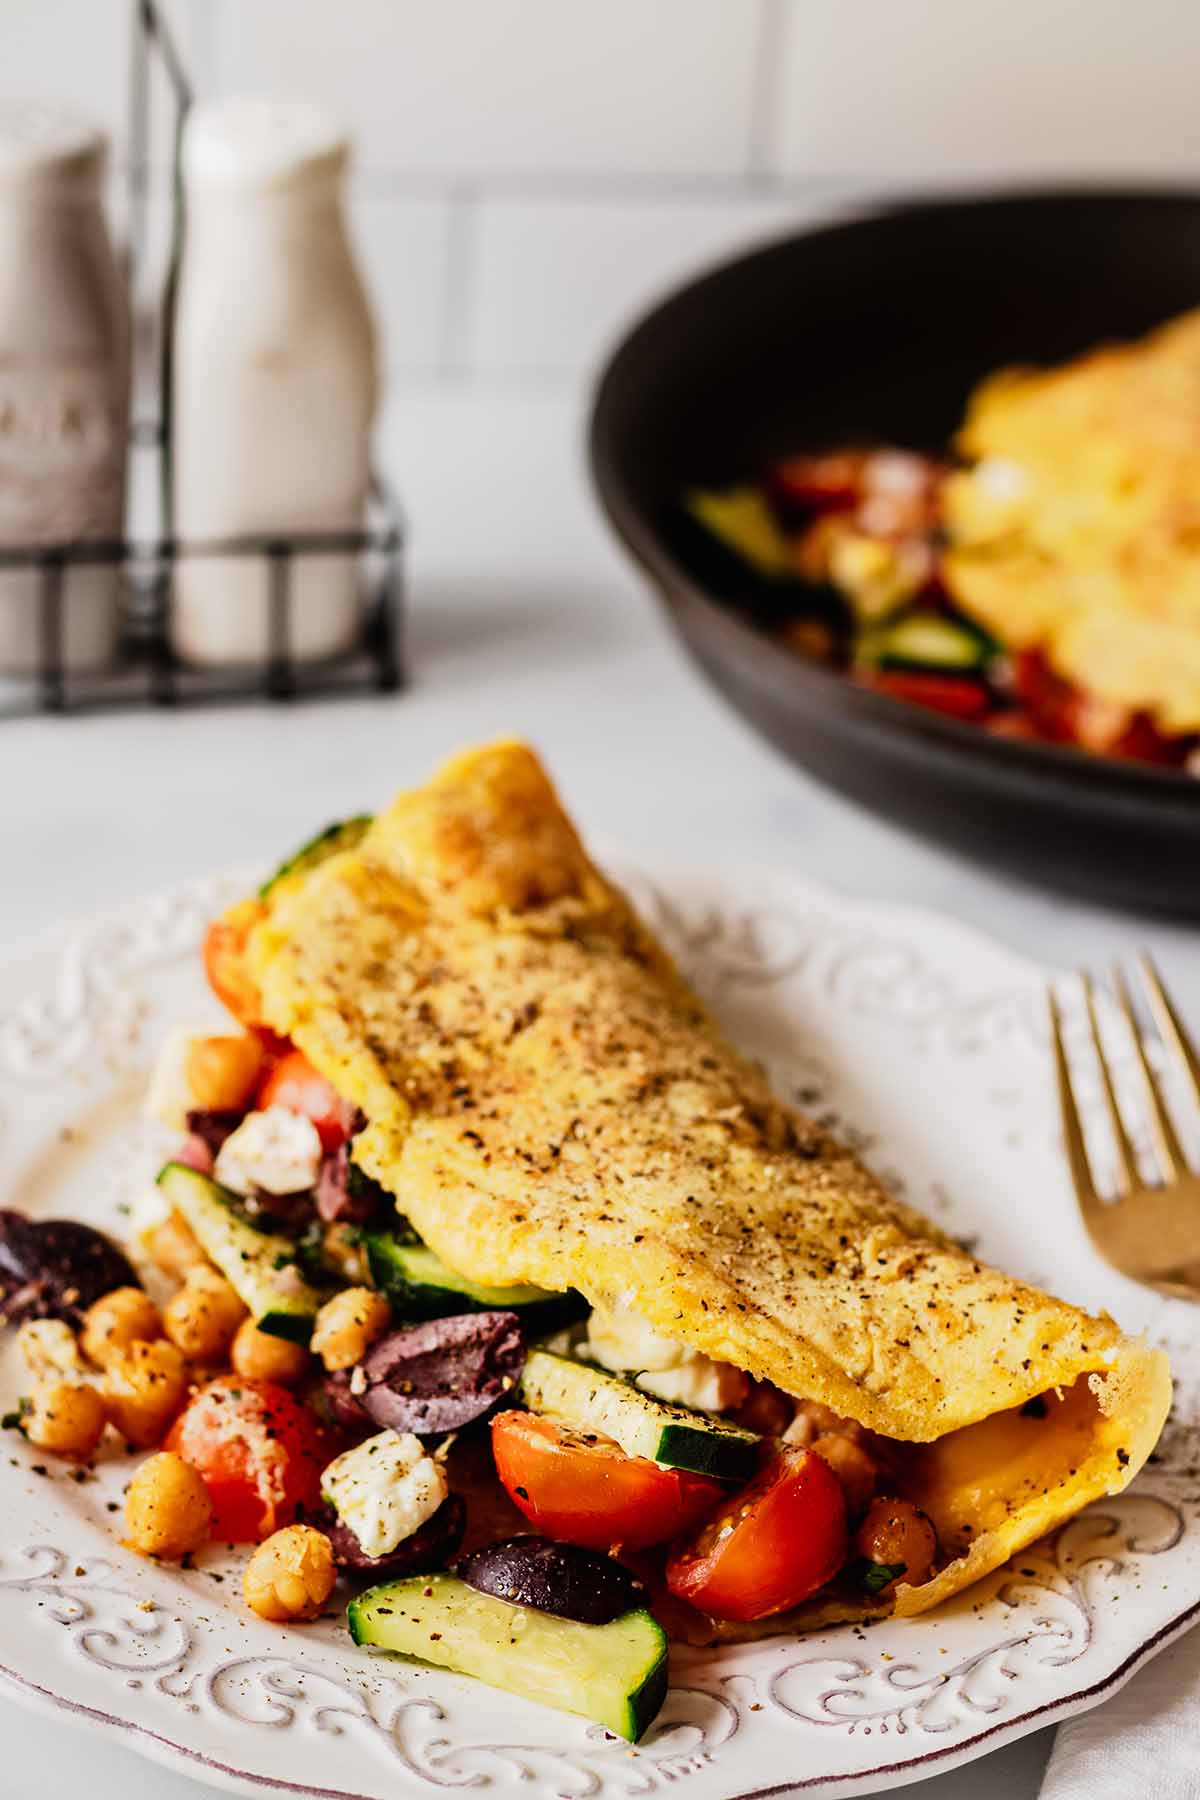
[215,739,1170,1643]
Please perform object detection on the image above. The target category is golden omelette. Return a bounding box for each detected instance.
[943,307,1200,734]
[238,741,1170,1639]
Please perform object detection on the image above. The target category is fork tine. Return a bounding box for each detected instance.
[1081,972,1137,1195]
[1112,962,1184,1184]
[1048,986,1101,1209]
[1138,952,1200,1121]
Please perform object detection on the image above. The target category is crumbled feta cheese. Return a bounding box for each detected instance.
[127,1181,173,1255]
[182,1382,289,1514]
[144,1025,210,1131]
[214,1106,323,1197]
[637,1358,749,1414]
[865,449,932,499]
[973,456,1030,502]
[587,1302,689,1374]
[587,1300,748,1415]
[16,1319,83,1380]
[321,1429,448,1559]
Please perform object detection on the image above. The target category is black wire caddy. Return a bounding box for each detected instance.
[1,0,405,719]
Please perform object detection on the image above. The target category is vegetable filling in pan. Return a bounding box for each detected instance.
[685,305,1200,771]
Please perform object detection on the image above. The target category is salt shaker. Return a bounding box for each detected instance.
[171,97,378,668]
[0,104,129,674]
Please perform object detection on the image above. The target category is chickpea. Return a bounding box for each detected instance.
[16,1318,83,1380]
[310,1287,390,1372]
[125,1451,213,1559]
[785,1399,867,1447]
[24,1378,107,1459]
[81,1286,163,1369]
[855,1495,938,1591]
[184,1033,264,1113]
[243,1525,336,1622]
[163,1265,248,1362]
[230,1317,310,1386]
[144,1208,208,1280]
[103,1339,189,1447]
[812,1432,879,1517]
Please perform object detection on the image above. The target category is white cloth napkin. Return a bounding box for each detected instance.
[1038,1625,1200,1799]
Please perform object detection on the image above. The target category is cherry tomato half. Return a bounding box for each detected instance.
[859,670,994,723]
[1010,651,1183,764]
[492,1412,726,1553]
[770,450,866,514]
[257,1048,356,1152]
[203,898,267,1028]
[166,1378,327,1542]
[666,1445,847,1622]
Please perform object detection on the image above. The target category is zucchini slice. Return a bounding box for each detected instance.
[156,1162,322,1343]
[686,486,794,579]
[861,612,994,674]
[348,1573,667,1742]
[520,1349,758,1483]
[259,814,374,898]
[365,1232,587,1335]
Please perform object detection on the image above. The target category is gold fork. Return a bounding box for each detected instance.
[1049,954,1200,1296]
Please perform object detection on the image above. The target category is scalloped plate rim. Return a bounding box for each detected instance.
[3,1601,1200,1800]
[0,854,1195,1800]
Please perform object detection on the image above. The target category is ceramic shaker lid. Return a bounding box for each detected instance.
[0,101,106,191]
[182,95,348,189]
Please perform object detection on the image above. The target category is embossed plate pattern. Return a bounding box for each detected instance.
[0,858,1196,1800]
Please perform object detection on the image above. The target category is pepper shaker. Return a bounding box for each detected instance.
[0,104,129,674]
[170,97,378,668]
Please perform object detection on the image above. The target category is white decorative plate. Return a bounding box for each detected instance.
[0,858,1197,1800]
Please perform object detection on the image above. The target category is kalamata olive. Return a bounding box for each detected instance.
[185,1110,243,1158]
[0,1211,139,1327]
[235,1186,316,1231]
[455,1537,648,1625]
[319,1493,466,1574]
[359,1311,524,1436]
[319,1368,374,1433]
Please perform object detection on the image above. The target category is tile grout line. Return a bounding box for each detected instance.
[350,167,861,205]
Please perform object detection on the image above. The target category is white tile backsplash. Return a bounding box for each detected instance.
[1,0,131,144]
[465,191,856,378]
[349,193,455,375]
[208,0,763,179]
[0,0,196,157]
[773,0,1200,181]
[6,0,1200,390]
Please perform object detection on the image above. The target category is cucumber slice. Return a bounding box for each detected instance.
[365,1233,587,1335]
[520,1349,758,1482]
[862,613,993,674]
[348,1574,667,1742]
[156,1162,322,1343]
[259,814,374,898]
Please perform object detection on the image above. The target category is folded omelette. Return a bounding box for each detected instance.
[245,740,1170,1637]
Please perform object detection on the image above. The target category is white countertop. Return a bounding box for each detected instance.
[1,380,1196,1800]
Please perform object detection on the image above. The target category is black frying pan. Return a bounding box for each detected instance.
[588,190,1200,917]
